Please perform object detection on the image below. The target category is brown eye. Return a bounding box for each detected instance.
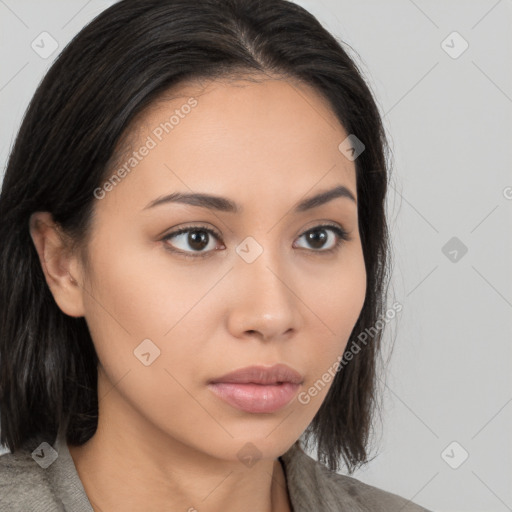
[162,223,350,260]
[162,226,222,257]
[304,228,329,250]
[294,225,349,252]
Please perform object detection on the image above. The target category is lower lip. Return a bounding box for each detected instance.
[207,382,301,413]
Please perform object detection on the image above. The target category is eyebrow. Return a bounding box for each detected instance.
[143,184,356,213]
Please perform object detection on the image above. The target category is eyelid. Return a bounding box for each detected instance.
[161,224,223,259]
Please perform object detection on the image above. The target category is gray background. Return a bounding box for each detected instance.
[1,1,511,511]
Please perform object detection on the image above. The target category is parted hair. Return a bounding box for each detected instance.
[0,0,392,473]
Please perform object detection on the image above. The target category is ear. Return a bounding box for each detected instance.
[29,211,86,318]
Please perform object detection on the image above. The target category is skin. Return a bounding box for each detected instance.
[29,75,367,512]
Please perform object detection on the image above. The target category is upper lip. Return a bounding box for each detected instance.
[209,364,304,385]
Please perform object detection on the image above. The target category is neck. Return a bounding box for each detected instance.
[67,378,293,512]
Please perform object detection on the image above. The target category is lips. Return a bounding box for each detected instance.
[208,364,304,385]
[207,364,304,414]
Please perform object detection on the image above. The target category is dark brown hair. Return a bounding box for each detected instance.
[0,0,391,473]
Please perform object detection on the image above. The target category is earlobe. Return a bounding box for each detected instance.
[28,211,86,318]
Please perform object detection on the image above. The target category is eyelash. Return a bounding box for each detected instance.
[162,223,351,260]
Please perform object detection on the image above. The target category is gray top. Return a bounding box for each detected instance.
[0,431,432,511]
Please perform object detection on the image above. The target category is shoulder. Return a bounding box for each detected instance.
[0,446,64,511]
[281,442,433,512]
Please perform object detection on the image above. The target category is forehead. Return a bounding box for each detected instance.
[100,76,357,216]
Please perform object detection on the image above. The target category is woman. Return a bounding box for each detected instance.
[0,0,432,510]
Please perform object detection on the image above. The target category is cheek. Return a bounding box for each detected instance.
[83,230,204,334]
[80,235,221,427]
[327,244,367,343]
[300,244,367,395]
[80,231,224,378]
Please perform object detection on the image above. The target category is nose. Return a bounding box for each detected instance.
[225,249,302,342]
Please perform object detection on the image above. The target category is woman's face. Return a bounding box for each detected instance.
[73,77,366,460]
